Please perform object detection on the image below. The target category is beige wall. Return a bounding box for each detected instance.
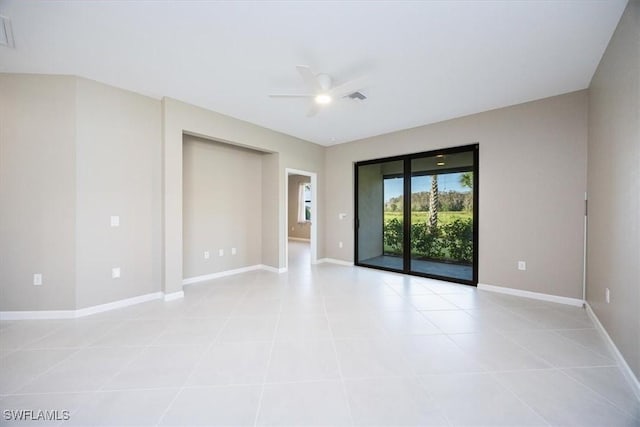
[0,74,77,311]
[0,74,162,311]
[75,78,162,308]
[587,0,640,378]
[183,135,263,278]
[288,174,311,240]
[162,98,325,293]
[0,75,326,310]
[326,91,588,299]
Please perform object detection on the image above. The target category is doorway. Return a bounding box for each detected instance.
[285,168,318,270]
[355,144,478,285]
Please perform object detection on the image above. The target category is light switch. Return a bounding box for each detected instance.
[112,267,121,279]
[33,273,42,286]
[204,251,210,259]
[517,261,526,271]
[218,249,224,257]
[231,248,237,255]
[110,216,120,227]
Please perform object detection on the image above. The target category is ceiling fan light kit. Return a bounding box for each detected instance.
[269,65,366,116]
[314,94,332,105]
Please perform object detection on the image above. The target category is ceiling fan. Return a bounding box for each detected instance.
[269,65,367,117]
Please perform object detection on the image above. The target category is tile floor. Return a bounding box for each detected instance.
[0,241,638,426]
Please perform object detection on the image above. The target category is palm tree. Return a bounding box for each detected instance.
[459,172,473,189]
[459,171,473,211]
[429,174,439,231]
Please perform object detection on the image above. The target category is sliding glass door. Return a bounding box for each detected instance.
[356,159,405,271]
[355,144,478,285]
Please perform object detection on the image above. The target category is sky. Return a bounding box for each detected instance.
[384,172,469,202]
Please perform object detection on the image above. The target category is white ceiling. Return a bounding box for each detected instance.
[0,0,627,146]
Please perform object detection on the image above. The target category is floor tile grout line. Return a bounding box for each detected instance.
[487,370,553,427]
[8,320,69,351]
[13,317,127,351]
[548,328,617,361]
[489,328,618,385]
[65,314,182,422]
[94,317,175,394]
[496,325,617,367]
[155,284,251,426]
[251,286,284,427]
[323,293,356,426]
[5,346,85,396]
[2,317,139,400]
[555,367,640,419]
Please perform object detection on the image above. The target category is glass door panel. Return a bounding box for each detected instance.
[410,152,474,281]
[356,160,404,271]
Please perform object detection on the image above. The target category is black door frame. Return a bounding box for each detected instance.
[354,143,479,286]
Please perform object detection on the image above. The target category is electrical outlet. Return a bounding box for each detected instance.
[231,247,237,255]
[339,241,343,249]
[33,273,42,286]
[518,261,526,271]
[605,288,610,304]
[112,267,121,279]
[218,249,224,257]
[204,251,210,260]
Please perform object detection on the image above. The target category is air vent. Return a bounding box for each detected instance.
[347,91,367,100]
[0,16,15,48]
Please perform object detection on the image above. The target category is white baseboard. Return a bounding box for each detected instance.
[585,303,640,401]
[260,264,287,274]
[288,237,310,242]
[183,265,287,286]
[317,258,354,267]
[163,290,184,301]
[183,265,264,285]
[77,292,164,316]
[0,291,164,320]
[478,283,584,307]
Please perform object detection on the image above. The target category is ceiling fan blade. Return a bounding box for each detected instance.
[306,103,319,117]
[269,94,313,98]
[296,65,321,92]
[328,76,367,98]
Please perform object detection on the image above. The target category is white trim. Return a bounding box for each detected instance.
[77,292,163,316]
[478,283,584,307]
[288,237,310,242]
[285,168,318,270]
[261,264,287,273]
[582,191,588,302]
[183,265,264,285]
[585,303,640,400]
[317,258,354,267]
[0,291,164,320]
[163,291,184,301]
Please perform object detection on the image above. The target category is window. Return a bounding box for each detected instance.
[298,182,312,222]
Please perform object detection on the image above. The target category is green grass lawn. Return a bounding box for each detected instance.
[384,210,472,225]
